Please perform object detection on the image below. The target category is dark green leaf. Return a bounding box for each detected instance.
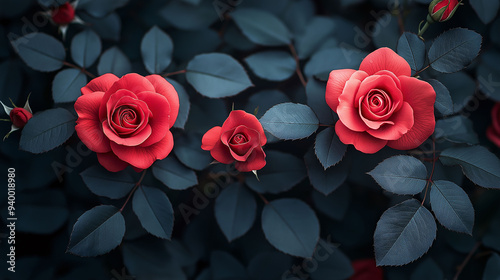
[304,48,366,80]
[305,149,348,195]
[78,0,128,18]
[231,8,292,46]
[440,146,500,189]
[52,69,87,103]
[174,133,213,170]
[186,53,253,98]
[312,184,350,221]
[167,78,190,129]
[80,165,136,199]
[246,150,306,194]
[259,102,319,140]
[427,79,453,116]
[310,244,354,280]
[20,108,76,153]
[430,180,474,234]
[439,72,476,113]
[262,198,320,258]
[397,32,426,75]
[244,51,295,81]
[152,156,198,190]
[483,253,500,280]
[368,155,428,195]
[159,0,218,30]
[295,16,336,59]
[71,29,101,68]
[315,127,346,169]
[214,184,256,241]
[132,186,174,239]
[306,78,335,124]
[470,0,500,24]
[11,32,65,72]
[410,258,444,280]
[210,251,247,280]
[97,47,131,77]
[247,252,293,280]
[374,199,436,266]
[67,205,125,256]
[428,28,482,73]
[140,26,173,74]
[435,115,479,145]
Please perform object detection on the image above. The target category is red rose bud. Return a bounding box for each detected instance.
[51,2,75,25]
[350,259,383,280]
[429,0,460,22]
[487,103,500,148]
[10,107,32,128]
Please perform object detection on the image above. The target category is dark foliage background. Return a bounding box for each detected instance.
[0,0,499,279]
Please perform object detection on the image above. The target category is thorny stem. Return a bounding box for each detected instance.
[120,169,147,212]
[453,242,481,280]
[63,61,96,79]
[162,69,187,78]
[288,43,307,88]
[414,64,431,77]
[421,137,436,206]
[257,193,269,205]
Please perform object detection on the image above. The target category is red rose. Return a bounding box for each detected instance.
[75,73,179,172]
[429,0,460,22]
[51,2,75,25]
[350,259,383,280]
[10,107,32,128]
[201,110,267,172]
[487,103,500,147]
[325,47,436,154]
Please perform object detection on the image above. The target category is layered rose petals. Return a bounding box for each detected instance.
[75,73,179,172]
[325,47,436,153]
[201,110,267,172]
[487,103,500,147]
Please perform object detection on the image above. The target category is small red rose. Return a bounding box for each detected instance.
[325,47,436,154]
[10,107,32,128]
[51,2,75,25]
[75,73,179,172]
[201,110,267,172]
[350,259,383,280]
[429,0,460,22]
[487,103,500,147]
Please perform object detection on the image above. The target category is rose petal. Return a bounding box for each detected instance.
[81,73,119,95]
[221,110,266,146]
[103,121,152,146]
[355,75,403,110]
[335,121,387,154]
[111,130,174,169]
[325,69,356,111]
[202,126,222,150]
[146,75,180,128]
[136,91,171,147]
[367,102,414,140]
[337,77,369,132]
[487,126,500,147]
[97,152,129,172]
[99,74,155,120]
[235,147,266,172]
[387,76,436,150]
[491,103,500,133]
[221,125,261,161]
[210,140,234,164]
[359,48,411,77]
[75,92,111,153]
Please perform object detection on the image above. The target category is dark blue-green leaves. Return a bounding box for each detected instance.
[20,108,76,153]
[261,198,320,258]
[374,199,437,266]
[186,53,252,98]
[71,29,102,68]
[428,28,482,73]
[132,186,174,239]
[140,26,173,74]
[52,69,87,103]
[314,127,346,169]
[397,32,425,75]
[67,205,125,256]
[260,103,319,140]
[80,165,136,199]
[152,156,198,190]
[97,47,132,77]
[11,32,66,72]
[244,51,295,81]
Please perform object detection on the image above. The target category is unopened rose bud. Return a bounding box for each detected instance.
[51,2,75,25]
[429,0,460,22]
[9,107,32,129]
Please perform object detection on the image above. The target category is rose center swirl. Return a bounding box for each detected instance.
[230,133,248,144]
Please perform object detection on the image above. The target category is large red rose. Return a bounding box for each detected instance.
[487,103,500,147]
[75,73,179,172]
[326,47,436,153]
[201,110,267,172]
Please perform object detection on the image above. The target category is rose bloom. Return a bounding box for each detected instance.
[201,110,267,172]
[51,2,75,25]
[10,107,32,128]
[75,73,179,172]
[429,0,460,22]
[326,47,436,153]
[487,103,500,147]
[350,259,383,280]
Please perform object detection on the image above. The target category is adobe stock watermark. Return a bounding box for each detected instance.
[281,236,339,280]
[178,164,239,224]
[7,9,52,49]
[51,141,93,183]
[213,0,242,20]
